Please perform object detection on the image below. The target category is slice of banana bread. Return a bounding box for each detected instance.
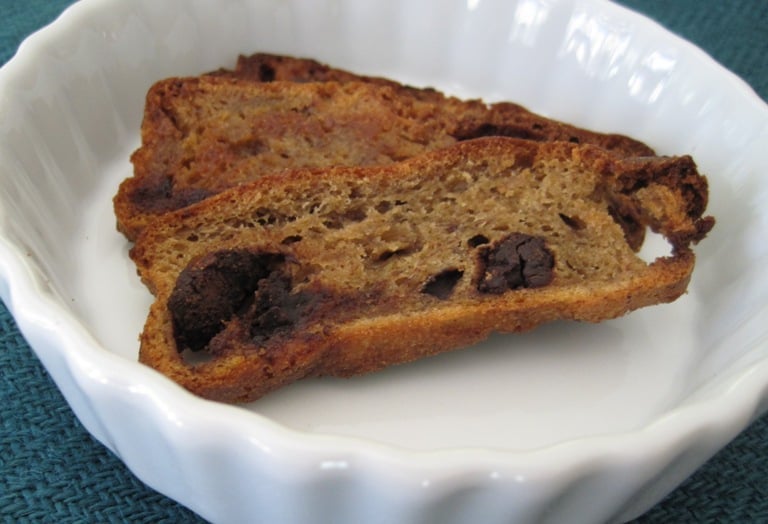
[115,70,654,241]
[131,137,713,403]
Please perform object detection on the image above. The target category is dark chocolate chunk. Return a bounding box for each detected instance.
[168,250,284,351]
[244,271,315,345]
[477,233,554,294]
[422,269,464,300]
[130,174,214,213]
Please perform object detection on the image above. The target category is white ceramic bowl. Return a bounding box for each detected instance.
[1,0,766,522]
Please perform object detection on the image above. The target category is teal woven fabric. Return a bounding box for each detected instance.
[1,1,766,522]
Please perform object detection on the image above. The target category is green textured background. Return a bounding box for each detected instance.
[1,1,766,522]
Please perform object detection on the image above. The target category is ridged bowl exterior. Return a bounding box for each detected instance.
[1,1,767,523]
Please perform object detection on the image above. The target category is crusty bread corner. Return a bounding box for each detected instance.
[131,137,713,403]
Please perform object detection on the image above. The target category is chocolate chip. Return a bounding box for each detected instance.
[244,271,313,345]
[130,174,214,213]
[422,269,464,300]
[168,250,284,352]
[476,233,554,294]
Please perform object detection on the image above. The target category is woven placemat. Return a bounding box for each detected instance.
[1,0,766,522]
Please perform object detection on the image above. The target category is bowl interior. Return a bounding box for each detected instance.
[1,0,767,452]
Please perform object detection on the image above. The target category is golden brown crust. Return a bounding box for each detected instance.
[132,137,712,403]
[115,55,655,241]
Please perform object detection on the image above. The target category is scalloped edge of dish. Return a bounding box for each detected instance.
[1,0,767,522]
